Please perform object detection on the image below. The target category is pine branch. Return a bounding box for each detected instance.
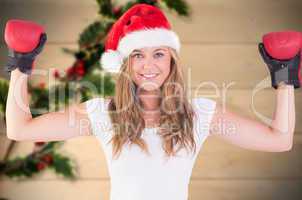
[161,0,190,16]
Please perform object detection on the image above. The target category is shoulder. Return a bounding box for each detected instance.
[83,97,114,141]
[191,97,217,144]
[84,97,113,121]
[191,96,217,115]
[191,97,217,130]
[85,97,112,111]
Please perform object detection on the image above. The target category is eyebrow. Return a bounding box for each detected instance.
[132,48,167,53]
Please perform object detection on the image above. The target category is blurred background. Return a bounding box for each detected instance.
[0,0,302,199]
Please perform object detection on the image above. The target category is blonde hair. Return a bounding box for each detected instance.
[106,47,196,159]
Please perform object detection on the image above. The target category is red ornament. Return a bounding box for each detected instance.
[113,6,122,15]
[74,60,85,77]
[66,60,85,79]
[42,154,53,165]
[35,141,45,146]
[53,70,60,78]
[36,162,47,171]
[66,66,75,77]
[38,82,45,89]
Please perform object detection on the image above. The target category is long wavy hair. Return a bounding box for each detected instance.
[106,47,196,159]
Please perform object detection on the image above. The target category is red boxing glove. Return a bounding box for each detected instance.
[4,19,47,75]
[5,19,45,52]
[258,31,302,89]
[262,31,301,59]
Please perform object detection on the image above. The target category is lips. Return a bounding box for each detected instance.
[139,73,159,80]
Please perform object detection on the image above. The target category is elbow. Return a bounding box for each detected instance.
[277,140,293,152]
[6,129,24,141]
[6,131,21,141]
[7,134,26,142]
[281,132,294,152]
[281,142,293,152]
[6,121,30,141]
[272,129,294,152]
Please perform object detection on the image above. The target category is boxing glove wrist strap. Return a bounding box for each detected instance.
[258,43,301,89]
[267,53,300,89]
[5,53,34,75]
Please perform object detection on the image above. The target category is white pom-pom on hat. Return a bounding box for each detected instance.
[100,50,123,73]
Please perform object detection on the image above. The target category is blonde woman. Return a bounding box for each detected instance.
[5,3,296,200]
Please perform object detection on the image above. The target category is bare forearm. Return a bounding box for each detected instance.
[271,83,295,139]
[6,68,32,138]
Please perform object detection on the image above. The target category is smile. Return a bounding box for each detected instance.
[140,73,159,80]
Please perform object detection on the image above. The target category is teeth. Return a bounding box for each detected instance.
[141,74,158,78]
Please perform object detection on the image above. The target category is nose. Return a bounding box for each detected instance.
[142,55,155,70]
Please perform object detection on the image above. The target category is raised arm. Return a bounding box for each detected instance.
[6,68,92,142]
[210,83,295,152]
[209,31,301,152]
[4,19,92,142]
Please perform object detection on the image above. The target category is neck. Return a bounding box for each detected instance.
[137,89,161,112]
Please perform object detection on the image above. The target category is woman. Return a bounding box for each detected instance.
[4,3,296,200]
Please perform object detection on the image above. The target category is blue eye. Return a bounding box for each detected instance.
[155,52,164,57]
[132,54,142,58]
[131,52,164,59]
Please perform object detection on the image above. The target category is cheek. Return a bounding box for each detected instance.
[160,59,171,77]
[130,64,141,82]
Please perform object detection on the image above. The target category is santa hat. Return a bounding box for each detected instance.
[100,3,181,73]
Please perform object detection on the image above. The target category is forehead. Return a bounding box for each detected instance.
[132,46,168,53]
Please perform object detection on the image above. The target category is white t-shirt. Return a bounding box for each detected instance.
[85,97,216,200]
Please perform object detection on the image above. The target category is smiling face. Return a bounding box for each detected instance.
[129,46,172,92]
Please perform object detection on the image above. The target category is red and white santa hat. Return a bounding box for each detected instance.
[100,3,181,73]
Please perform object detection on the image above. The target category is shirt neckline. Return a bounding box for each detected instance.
[144,126,159,130]
[142,127,159,134]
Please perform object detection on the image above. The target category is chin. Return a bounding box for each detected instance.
[136,81,163,92]
[134,78,156,89]
[137,81,157,89]
[141,86,160,91]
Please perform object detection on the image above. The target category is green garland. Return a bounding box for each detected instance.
[0,142,76,179]
[0,0,189,180]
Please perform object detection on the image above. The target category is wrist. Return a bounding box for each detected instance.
[272,67,301,89]
[7,56,34,75]
[277,82,293,89]
[10,68,30,82]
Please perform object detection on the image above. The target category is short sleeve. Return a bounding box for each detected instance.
[85,97,113,145]
[191,97,217,148]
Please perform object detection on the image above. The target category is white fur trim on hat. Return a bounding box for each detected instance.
[100,28,180,73]
[118,28,180,57]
